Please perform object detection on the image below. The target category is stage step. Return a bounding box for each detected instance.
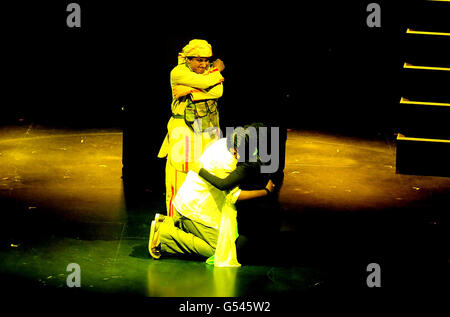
[403,62,450,72]
[400,97,450,107]
[395,0,449,176]
[397,98,450,139]
[400,67,450,102]
[406,28,450,37]
[402,30,450,67]
[396,133,450,176]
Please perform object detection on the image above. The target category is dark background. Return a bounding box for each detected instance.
[3,1,406,129]
[4,0,442,186]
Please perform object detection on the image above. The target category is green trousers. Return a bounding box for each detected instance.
[159,211,219,259]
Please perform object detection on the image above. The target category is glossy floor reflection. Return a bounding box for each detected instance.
[0,125,447,297]
[2,237,323,296]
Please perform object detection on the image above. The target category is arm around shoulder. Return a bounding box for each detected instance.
[171,65,224,90]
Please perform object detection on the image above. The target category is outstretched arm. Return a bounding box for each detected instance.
[237,179,275,201]
[171,65,224,90]
[197,164,248,191]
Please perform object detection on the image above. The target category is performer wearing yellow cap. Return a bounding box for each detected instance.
[158,39,225,217]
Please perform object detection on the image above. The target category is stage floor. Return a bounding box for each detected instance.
[0,124,447,298]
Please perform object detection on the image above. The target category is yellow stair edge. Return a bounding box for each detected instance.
[403,63,450,71]
[397,133,450,143]
[406,28,450,36]
[400,97,450,107]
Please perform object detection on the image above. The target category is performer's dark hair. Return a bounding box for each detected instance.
[226,123,264,165]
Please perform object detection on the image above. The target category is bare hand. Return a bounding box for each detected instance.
[265,179,275,193]
[173,85,193,99]
[212,59,225,72]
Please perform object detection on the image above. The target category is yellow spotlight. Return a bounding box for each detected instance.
[403,62,450,71]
